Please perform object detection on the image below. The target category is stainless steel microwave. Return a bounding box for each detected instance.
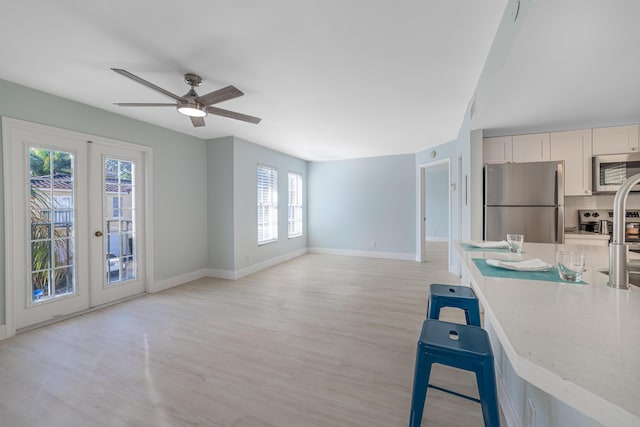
[593,153,640,193]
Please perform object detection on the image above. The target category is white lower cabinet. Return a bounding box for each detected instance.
[564,236,609,247]
[550,129,593,196]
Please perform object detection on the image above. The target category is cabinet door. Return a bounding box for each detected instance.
[550,129,593,196]
[512,133,551,162]
[592,125,640,155]
[483,136,512,164]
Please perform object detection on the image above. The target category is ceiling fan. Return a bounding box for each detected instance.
[111,68,261,127]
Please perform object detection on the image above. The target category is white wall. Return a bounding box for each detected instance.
[308,154,416,258]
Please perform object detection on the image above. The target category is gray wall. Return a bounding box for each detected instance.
[207,136,235,271]
[206,136,308,273]
[308,154,416,256]
[233,137,308,270]
[425,163,449,239]
[0,78,209,324]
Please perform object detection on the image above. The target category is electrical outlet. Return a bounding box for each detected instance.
[527,398,536,427]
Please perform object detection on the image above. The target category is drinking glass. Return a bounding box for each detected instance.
[556,251,586,282]
[506,234,524,253]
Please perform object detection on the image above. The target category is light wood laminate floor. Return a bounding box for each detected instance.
[0,243,504,426]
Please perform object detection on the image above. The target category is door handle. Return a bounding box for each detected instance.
[95,231,103,237]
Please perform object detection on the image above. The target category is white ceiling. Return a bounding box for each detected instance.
[476,0,640,136]
[0,0,506,161]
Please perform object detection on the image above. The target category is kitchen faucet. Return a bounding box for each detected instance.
[608,173,640,289]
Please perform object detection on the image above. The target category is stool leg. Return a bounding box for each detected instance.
[476,360,500,427]
[409,346,432,427]
[427,300,441,320]
[467,305,482,327]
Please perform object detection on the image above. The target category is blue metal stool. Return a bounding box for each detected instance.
[409,319,500,427]
[428,283,481,327]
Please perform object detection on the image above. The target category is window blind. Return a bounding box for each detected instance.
[257,164,278,244]
[288,172,303,238]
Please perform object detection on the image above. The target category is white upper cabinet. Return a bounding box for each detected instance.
[592,125,640,155]
[550,129,593,196]
[512,133,551,162]
[483,136,513,164]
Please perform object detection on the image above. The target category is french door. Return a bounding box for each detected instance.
[3,119,148,331]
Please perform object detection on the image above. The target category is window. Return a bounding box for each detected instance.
[257,164,278,244]
[288,172,303,238]
[29,147,75,301]
[112,196,122,218]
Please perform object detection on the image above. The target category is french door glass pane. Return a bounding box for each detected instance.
[29,147,76,302]
[104,158,136,285]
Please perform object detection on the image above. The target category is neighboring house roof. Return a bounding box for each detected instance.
[30,174,132,193]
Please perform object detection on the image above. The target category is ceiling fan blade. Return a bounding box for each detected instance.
[111,68,184,102]
[196,85,244,106]
[113,103,176,107]
[190,116,206,127]
[206,106,262,124]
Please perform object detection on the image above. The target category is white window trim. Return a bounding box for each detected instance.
[287,171,303,238]
[257,164,278,245]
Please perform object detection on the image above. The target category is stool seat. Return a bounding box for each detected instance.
[419,317,492,358]
[428,283,481,327]
[410,319,500,427]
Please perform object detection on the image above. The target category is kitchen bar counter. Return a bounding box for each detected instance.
[564,230,611,240]
[455,242,640,426]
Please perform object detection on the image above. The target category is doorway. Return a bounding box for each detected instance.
[3,118,150,333]
[419,159,451,265]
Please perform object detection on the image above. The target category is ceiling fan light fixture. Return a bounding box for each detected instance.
[177,103,207,117]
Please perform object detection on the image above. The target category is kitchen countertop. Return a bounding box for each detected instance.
[455,242,640,426]
[564,230,611,240]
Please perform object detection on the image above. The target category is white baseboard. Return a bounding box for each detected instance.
[150,268,210,293]
[426,236,449,242]
[150,249,308,291]
[308,247,416,261]
[207,268,236,280]
[231,248,307,279]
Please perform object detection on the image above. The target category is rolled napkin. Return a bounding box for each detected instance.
[485,258,552,271]
[468,240,510,249]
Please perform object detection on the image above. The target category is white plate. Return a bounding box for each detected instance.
[485,258,552,272]
[468,240,510,249]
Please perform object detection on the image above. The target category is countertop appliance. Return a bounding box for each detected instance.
[578,209,640,252]
[593,153,640,193]
[484,161,564,243]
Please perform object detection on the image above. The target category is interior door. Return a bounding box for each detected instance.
[88,143,146,307]
[4,119,147,331]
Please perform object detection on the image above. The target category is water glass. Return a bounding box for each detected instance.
[506,234,524,253]
[556,251,586,282]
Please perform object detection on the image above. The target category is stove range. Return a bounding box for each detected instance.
[578,209,640,249]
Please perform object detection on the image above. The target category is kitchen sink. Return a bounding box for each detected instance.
[598,270,640,287]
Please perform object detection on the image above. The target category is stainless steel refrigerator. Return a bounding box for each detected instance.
[484,161,564,243]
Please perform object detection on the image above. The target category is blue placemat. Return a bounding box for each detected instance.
[471,258,587,284]
[460,242,510,252]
